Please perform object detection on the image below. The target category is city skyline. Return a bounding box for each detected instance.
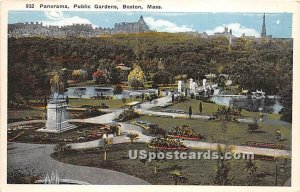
[8,11,292,38]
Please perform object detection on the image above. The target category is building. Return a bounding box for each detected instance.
[261,13,267,37]
[8,15,150,38]
[113,15,150,34]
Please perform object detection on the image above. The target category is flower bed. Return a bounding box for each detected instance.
[7,122,115,144]
[148,137,188,150]
[213,106,241,122]
[149,146,189,150]
[167,135,203,141]
[254,154,275,161]
[242,140,284,149]
[168,125,204,141]
[116,109,140,122]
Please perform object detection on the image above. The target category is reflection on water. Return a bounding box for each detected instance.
[210,96,283,113]
[64,86,158,99]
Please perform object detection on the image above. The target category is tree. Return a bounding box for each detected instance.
[248,118,259,132]
[128,78,144,90]
[188,105,192,119]
[220,121,227,140]
[211,145,233,185]
[127,132,139,143]
[279,74,292,123]
[140,150,166,175]
[127,64,145,89]
[109,67,121,85]
[72,69,87,82]
[170,169,188,185]
[243,159,257,186]
[113,85,123,95]
[152,71,172,86]
[92,69,106,84]
[199,101,203,113]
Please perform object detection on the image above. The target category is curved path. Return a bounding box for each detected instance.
[7,142,149,185]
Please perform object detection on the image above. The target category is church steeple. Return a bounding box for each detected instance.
[261,13,267,37]
[138,15,146,24]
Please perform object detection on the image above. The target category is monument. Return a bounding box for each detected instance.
[46,99,77,132]
[38,73,77,133]
[38,98,77,133]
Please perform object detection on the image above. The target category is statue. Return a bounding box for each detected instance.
[49,73,65,99]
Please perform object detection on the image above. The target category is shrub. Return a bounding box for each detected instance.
[113,85,123,95]
[7,168,42,184]
[117,109,140,122]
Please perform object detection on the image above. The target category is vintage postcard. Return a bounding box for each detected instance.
[0,0,299,191]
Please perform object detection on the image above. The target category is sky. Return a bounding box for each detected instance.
[8,11,292,38]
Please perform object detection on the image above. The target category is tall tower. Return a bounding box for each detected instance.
[138,15,150,32]
[261,13,267,37]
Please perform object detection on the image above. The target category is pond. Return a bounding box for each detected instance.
[64,86,158,99]
[209,96,283,113]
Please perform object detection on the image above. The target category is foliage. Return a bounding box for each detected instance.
[127,64,145,89]
[127,132,139,143]
[170,169,188,185]
[92,69,106,84]
[243,159,257,186]
[7,168,42,184]
[8,35,292,121]
[139,149,167,174]
[199,101,203,113]
[113,85,123,95]
[168,125,203,139]
[109,67,122,85]
[72,69,87,82]
[54,143,73,155]
[152,71,173,85]
[214,106,241,121]
[211,144,233,185]
[146,124,166,137]
[148,137,187,149]
[248,118,259,132]
[117,109,140,122]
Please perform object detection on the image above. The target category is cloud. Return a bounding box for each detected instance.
[41,11,97,28]
[144,17,194,33]
[206,23,260,37]
[44,11,64,21]
[41,16,98,28]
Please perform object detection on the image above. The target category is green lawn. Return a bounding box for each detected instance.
[68,98,143,109]
[53,143,291,185]
[8,109,44,123]
[133,116,291,150]
[162,99,219,115]
[160,99,281,121]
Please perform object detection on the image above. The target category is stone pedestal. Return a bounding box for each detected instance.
[39,99,76,133]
